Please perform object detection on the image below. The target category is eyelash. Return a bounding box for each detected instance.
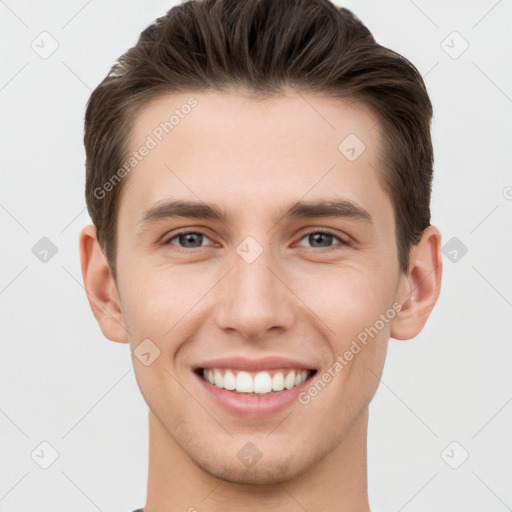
[164,229,350,252]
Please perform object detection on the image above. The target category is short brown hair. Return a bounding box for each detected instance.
[84,0,433,279]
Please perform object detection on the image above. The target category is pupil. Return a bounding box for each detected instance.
[182,233,201,247]
[311,233,331,247]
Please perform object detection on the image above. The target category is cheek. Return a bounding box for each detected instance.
[120,263,209,338]
[292,263,396,344]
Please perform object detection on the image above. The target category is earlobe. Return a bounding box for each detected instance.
[79,224,129,343]
[390,225,443,340]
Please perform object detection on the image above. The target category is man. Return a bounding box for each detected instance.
[79,0,442,510]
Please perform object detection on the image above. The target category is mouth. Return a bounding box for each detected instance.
[191,356,319,416]
[194,367,318,396]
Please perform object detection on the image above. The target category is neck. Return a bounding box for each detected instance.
[143,408,371,512]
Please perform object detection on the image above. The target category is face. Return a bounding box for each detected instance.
[110,89,408,483]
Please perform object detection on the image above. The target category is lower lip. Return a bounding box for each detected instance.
[194,370,315,417]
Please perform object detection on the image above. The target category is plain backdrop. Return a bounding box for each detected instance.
[1,1,511,511]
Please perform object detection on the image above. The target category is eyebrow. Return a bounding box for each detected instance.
[137,198,373,227]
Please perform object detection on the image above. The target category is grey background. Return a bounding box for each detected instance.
[1,0,511,510]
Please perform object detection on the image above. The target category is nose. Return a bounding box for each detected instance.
[214,244,296,341]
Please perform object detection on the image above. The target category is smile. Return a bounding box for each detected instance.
[193,366,318,417]
[199,367,315,395]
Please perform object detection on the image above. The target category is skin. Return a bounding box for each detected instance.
[79,88,442,512]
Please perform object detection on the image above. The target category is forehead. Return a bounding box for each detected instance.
[120,89,390,225]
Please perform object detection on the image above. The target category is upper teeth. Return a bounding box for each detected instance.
[202,368,310,394]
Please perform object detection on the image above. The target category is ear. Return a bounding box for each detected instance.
[390,225,443,340]
[79,224,129,343]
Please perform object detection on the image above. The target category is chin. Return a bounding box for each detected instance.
[195,454,306,485]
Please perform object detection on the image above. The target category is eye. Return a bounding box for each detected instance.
[296,230,349,250]
[164,229,350,251]
[165,231,214,249]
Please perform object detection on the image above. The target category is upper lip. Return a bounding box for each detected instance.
[194,356,317,372]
